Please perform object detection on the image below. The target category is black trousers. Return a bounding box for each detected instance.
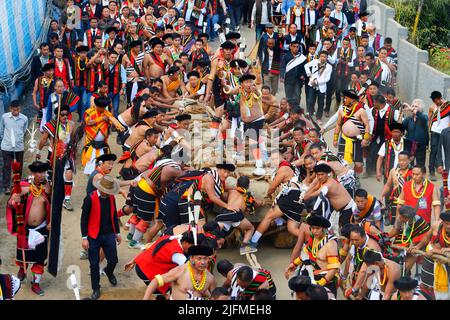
[307,88,326,120]
[335,76,349,105]
[414,141,427,168]
[285,81,302,107]
[325,69,336,113]
[367,139,384,175]
[429,132,440,174]
[1,150,24,189]
[88,233,118,291]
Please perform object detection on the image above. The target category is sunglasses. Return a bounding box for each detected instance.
[60,112,69,117]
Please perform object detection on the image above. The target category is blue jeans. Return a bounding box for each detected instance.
[88,233,118,291]
[73,86,88,121]
[207,14,220,40]
[108,92,121,117]
[229,5,243,30]
[256,24,265,41]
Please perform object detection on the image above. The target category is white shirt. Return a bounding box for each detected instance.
[268,48,274,70]
[305,9,316,26]
[378,103,400,121]
[287,6,303,28]
[252,1,270,25]
[378,139,405,168]
[431,110,450,134]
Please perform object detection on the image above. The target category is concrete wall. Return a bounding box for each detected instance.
[368,0,450,107]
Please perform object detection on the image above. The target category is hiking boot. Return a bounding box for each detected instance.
[80,249,88,260]
[126,233,133,242]
[240,243,258,256]
[128,240,144,249]
[31,282,44,296]
[63,199,74,211]
[17,268,26,281]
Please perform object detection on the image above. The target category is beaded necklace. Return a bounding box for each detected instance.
[401,219,416,244]
[411,179,428,199]
[187,261,207,291]
[30,183,44,197]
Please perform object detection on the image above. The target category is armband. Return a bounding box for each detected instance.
[396,199,405,205]
[339,248,348,257]
[327,256,341,269]
[317,278,328,286]
[432,201,441,206]
[155,274,164,287]
[208,74,214,81]
[293,257,302,266]
[363,133,370,141]
[333,133,339,141]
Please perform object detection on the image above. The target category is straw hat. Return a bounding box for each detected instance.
[93,175,120,195]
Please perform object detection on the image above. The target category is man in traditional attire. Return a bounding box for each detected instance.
[7,161,51,296]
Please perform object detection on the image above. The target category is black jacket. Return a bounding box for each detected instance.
[280,51,307,84]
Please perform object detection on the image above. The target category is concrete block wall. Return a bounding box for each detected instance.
[368,0,450,107]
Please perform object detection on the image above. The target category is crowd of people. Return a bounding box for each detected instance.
[1,0,450,301]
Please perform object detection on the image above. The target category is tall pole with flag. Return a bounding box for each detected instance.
[47,97,65,277]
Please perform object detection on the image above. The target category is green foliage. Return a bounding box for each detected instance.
[382,0,450,49]
[382,0,450,74]
[429,46,450,76]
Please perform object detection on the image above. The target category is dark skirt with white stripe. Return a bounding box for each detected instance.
[158,181,193,227]
[133,186,157,222]
[16,225,48,265]
[215,209,245,223]
[275,190,304,223]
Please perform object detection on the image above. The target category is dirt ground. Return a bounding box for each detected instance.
[0,26,383,300]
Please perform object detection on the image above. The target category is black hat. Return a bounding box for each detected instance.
[359,11,370,17]
[94,96,111,108]
[220,41,236,50]
[306,215,331,228]
[238,74,256,83]
[230,59,248,68]
[203,221,227,239]
[54,104,70,115]
[342,89,359,100]
[362,249,383,264]
[142,110,159,119]
[288,275,311,293]
[394,276,418,292]
[225,32,241,40]
[313,163,332,174]
[29,161,50,173]
[440,211,450,222]
[187,245,214,256]
[187,70,200,78]
[76,45,90,53]
[41,63,55,72]
[149,37,165,48]
[161,33,172,42]
[175,114,192,122]
[290,40,301,46]
[369,80,379,87]
[130,39,143,48]
[216,163,236,172]
[105,26,118,34]
[389,122,404,133]
[167,65,180,75]
[96,153,117,164]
